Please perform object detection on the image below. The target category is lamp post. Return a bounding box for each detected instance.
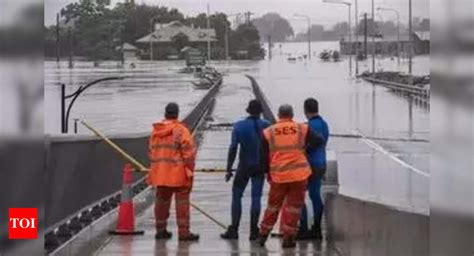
[149,16,160,61]
[371,0,375,73]
[294,14,311,60]
[323,0,353,76]
[377,7,400,66]
[408,0,413,75]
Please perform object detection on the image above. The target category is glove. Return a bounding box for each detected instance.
[225,171,233,182]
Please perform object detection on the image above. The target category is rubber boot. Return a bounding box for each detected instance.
[220,225,239,240]
[310,205,324,240]
[258,233,269,247]
[179,232,200,241]
[282,236,296,248]
[155,230,172,240]
[249,212,259,241]
[296,225,310,240]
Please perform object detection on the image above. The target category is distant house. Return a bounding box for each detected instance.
[413,31,430,55]
[340,31,430,56]
[116,43,138,61]
[136,21,217,60]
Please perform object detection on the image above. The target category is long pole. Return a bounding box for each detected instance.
[150,18,153,61]
[56,13,60,63]
[307,17,311,60]
[396,12,400,67]
[408,0,413,74]
[207,3,211,61]
[348,4,352,76]
[371,0,375,73]
[68,27,73,69]
[61,84,66,133]
[224,24,229,60]
[268,35,272,60]
[81,120,227,229]
[355,0,359,75]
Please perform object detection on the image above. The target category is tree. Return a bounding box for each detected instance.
[229,23,265,59]
[252,13,294,42]
[332,22,349,37]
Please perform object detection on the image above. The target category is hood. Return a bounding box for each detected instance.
[152,120,179,138]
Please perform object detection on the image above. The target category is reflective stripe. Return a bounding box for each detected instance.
[156,220,168,224]
[270,162,309,173]
[156,197,171,204]
[267,206,280,212]
[296,124,304,148]
[176,199,189,205]
[151,143,179,150]
[269,127,277,151]
[271,145,302,152]
[150,158,185,164]
[281,224,298,232]
[177,218,189,225]
[285,206,300,214]
[121,184,132,201]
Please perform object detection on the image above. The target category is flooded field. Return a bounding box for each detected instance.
[45,41,429,215]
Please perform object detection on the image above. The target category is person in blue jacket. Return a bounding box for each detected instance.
[221,100,271,240]
[297,97,330,240]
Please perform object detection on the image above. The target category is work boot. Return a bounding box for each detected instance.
[220,226,239,240]
[295,226,310,240]
[155,230,172,240]
[249,226,259,241]
[309,225,323,240]
[257,233,269,247]
[179,233,200,241]
[249,212,260,241]
[282,236,296,248]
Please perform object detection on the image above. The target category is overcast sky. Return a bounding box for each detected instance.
[45,0,429,32]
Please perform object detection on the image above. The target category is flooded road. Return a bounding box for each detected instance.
[45,41,429,215]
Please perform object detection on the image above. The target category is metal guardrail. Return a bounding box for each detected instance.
[45,76,223,254]
[362,77,430,107]
[245,75,277,123]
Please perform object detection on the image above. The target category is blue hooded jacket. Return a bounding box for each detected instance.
[306,115,329,169]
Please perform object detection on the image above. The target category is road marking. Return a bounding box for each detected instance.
[352,130,430,178]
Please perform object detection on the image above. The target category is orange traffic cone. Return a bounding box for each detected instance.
[109,164,144,235]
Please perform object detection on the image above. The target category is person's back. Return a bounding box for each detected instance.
[232,117,271,168]
[221,100,270,241]
[306,115,329,170]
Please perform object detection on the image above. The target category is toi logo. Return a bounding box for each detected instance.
[8,208,38,239]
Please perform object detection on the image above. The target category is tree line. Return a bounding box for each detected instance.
[44,0,264,61]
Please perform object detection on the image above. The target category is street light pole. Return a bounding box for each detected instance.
[377,7,400,66]
[408,0,413,75]
[323,0,352,76]
[294,14,311,60]
[371,0,375,73]
[354,0,359,75]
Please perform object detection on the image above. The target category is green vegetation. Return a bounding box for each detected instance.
[44,0,264,61]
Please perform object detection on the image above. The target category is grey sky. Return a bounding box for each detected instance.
[45,0,429,32]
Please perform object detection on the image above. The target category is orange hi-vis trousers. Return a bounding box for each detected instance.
[155,186,191,237]
[260,180,307,239]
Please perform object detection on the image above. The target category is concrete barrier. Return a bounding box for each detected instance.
[325,194,429,256]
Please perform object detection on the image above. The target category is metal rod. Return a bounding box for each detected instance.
[80,120,227,229]
[355,0,359,75]
[61,84,66,133]
[371,0,375,73]
[268,35,272,60]
[56,13,60,63]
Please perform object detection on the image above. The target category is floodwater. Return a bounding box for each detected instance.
[44,41,429,215]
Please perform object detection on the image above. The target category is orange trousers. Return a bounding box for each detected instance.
[260,180,307,239]
[155,186,191,237]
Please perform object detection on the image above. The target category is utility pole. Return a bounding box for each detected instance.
[408,0,413,75]
[371,0,375,73]
[268,35,272,60]
[149,17,154,61]
[307,17,311,60]
[225,24,229,60]
[355,0,359,75]
[364,13,368,58]
[68,26,73,69]
[207,3,211,61]
[56,13,60,64]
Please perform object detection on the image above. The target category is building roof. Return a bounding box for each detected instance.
[414,31,430,41]
[136,21,217,43]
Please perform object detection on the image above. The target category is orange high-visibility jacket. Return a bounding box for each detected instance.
[263,119,311,183]
[147,119,196,187]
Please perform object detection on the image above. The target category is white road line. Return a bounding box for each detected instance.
[351,130,430,178]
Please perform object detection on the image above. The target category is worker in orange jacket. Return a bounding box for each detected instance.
[258,104,323,248]
[147,102,199,241]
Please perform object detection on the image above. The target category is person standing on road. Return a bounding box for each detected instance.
[221,100,271,240]
[297,98,330,240]
[147,102,200,241]
[258,104,323,248]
